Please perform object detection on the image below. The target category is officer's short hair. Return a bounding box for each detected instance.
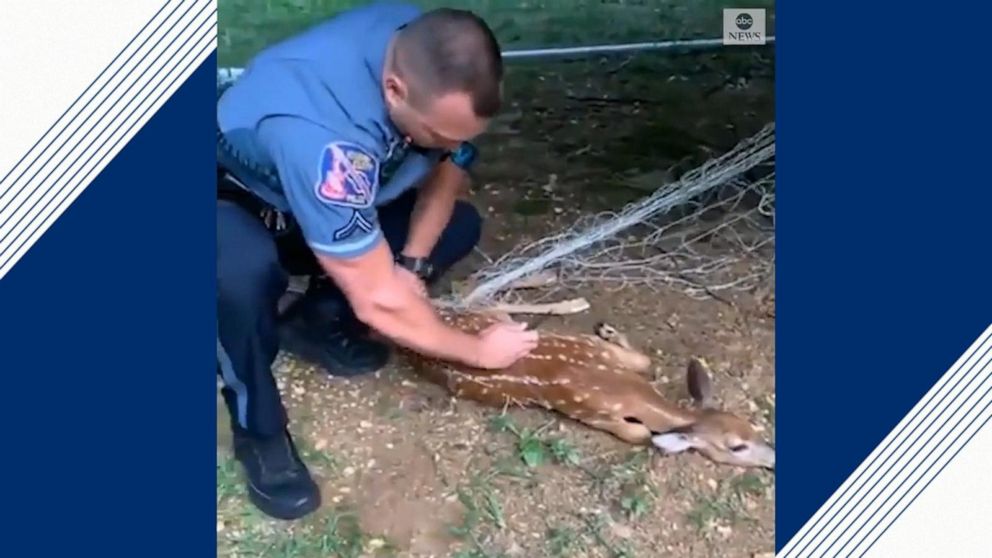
[394,8,504,118]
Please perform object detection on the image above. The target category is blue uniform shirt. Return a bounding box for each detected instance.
[218,2,444,259]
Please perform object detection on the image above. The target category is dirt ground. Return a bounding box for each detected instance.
[217,47,776,558]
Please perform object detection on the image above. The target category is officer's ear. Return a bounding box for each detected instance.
[383,74,409,106]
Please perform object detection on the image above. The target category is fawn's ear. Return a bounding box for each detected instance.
[687,357,715,409]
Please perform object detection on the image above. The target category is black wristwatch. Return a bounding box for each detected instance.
[395,254,435,281]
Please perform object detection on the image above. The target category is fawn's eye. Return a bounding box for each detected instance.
[729,444,748,453]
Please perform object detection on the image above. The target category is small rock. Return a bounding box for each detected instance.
[717,525,733,537]
[707,478,718,491]
[314,438,327,451]
[359,420,373,429]
[611,523,634,539]
[368,538,386,550]
[340,486,351,494]
[343,467,355,476]
[216,520,224,532]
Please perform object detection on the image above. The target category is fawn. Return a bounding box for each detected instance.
[403,308,775,470]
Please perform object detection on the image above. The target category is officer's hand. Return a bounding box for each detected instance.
[395,265,428,299]
[473,321,540,369]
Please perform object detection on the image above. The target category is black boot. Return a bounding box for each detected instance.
[276,281,390,376]
[231,425,321,521]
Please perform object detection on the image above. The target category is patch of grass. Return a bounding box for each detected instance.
[296,439,340,474]
[580,513,635,558]
[217,454,242,502]
[584,449,660,521]
[447,468,511,555]
[755,394,776,427]
[219,0,776,67]
[548,437,582,467]
[686,471,769,532]
[219,451,396,558]
[546,525,582,557]
[487,413,583,470]
[620,487,653,520]
[374,393,405,420]
[729,471,768,498]
[219,504,396,558]
[450,486,485,539]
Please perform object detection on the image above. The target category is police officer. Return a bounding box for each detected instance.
[216,4,539,520]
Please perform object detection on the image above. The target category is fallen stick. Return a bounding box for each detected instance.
[483,297,590,315]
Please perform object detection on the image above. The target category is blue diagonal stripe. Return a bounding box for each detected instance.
[858,412,992,556]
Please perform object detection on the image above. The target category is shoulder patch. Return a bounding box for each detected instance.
[314,141,379,208]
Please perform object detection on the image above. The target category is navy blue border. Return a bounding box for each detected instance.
[776,1,992,547]
[0,54,216,554]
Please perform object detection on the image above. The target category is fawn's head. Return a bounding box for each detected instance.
[651,358,775,470]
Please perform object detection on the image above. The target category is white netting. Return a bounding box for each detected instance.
[443,122,776,309]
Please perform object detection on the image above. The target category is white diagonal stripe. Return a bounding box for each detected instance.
[779,323,992,557]
[0,1,217,279]
[864,411,992,556]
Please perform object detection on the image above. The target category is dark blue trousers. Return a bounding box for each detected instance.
[217,186,482,437]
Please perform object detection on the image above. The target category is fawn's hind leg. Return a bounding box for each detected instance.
[593,322,652,373]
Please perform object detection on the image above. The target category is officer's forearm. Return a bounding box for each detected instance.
[355,287,482,365]
[318,242,481,365]
[402,164,463,258]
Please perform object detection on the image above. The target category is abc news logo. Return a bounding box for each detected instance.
[724,9,766,45]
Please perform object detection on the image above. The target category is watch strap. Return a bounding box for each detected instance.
[395,254,435,280]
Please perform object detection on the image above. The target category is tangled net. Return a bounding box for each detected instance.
[444,122,776,309]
